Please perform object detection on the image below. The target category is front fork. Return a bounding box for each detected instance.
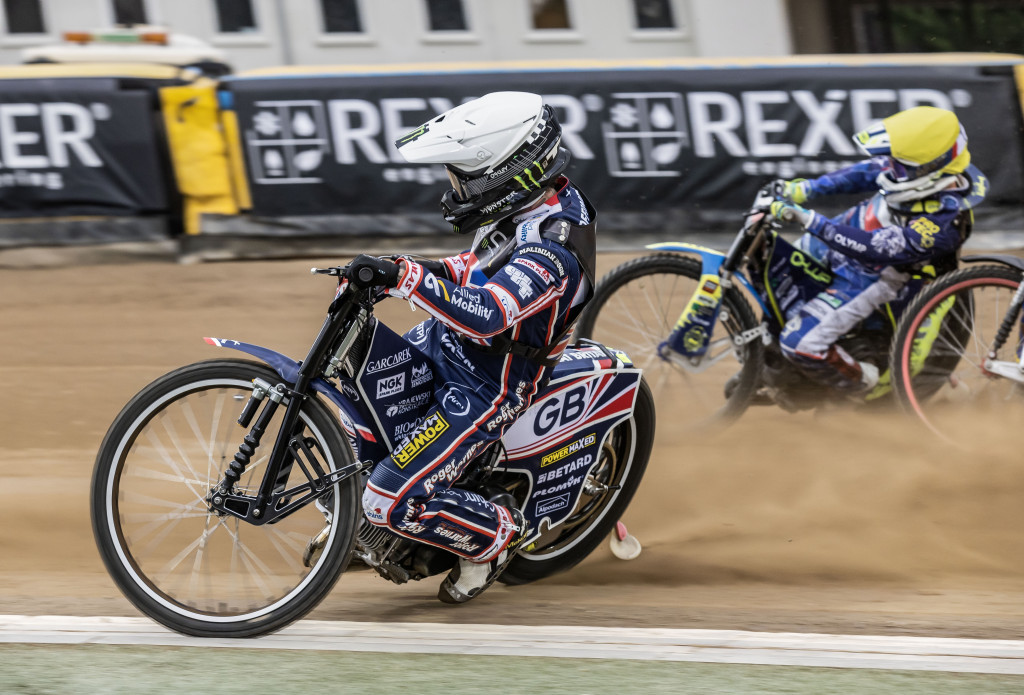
[207,296,367,525]
[207,376,365,525]
[659,271,725,364]
[983,279,1024,380]
[658,270,765,369]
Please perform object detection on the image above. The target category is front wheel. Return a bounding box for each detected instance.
[499,377,656,584]
[575,253,763,426]
[91,359,360,637]
[890,264,1024,439]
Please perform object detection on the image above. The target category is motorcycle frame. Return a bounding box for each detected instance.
[203,284,370,526]
[199,277,645,537]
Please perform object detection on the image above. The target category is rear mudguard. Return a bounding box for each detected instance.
[203,337,377,453]
[501,351,643,544]
[646,242,768,313]
[961,254,1024,273]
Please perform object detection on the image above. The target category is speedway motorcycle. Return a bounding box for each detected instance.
[575,182,961,426]
[91,261,655,638]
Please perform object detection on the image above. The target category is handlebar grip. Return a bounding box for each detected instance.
[357,267,376,285]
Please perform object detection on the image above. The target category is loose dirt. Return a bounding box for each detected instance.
[2,254,1022,639]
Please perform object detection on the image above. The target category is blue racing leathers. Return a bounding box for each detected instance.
[779,157,974,390]
[361,179,594,563]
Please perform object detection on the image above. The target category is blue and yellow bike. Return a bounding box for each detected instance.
[575,182,968,427]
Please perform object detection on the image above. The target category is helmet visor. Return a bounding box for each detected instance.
[888,157,913,183]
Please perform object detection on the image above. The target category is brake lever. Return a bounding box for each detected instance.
[311,266,346,277]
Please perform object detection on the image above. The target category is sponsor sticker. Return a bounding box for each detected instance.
[376,372,405,398]
[394,416,424,439]
[504,265,534,299]
[536,493,571,515]
[538,453,594,484]
[540,434,596,467]
[340,381,360,401]
[513,257,553,284]
[520,246,565,277]
[391,412,450,468]
[534,473,585,497]
[442,386,471,416]
[411,362,432,387]
[386,391,431,417]
[366,347,412,374]
[450,289,494,320]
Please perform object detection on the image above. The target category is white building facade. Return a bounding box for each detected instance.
[0,0,794,71]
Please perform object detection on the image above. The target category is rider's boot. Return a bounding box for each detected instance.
[437,507,529,604]
[858,361,880,391]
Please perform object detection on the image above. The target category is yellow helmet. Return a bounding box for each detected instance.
[853,106,970,201]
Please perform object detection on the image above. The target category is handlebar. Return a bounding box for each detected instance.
[720,180,791,276]
[356,267,376,285]
[776,206,799,223]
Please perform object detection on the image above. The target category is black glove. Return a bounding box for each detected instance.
[347,254,401,289]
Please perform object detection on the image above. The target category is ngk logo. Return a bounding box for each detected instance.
[0,102,106,169]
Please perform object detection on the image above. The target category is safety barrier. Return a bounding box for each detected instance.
[0,53,1022,249]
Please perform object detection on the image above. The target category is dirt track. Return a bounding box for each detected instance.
[2,254,1023,639]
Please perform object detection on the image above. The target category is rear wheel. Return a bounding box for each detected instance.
[499,378,656,584]
[575,253,763,426]
[891,265,1024,439]
[91,359,360,637]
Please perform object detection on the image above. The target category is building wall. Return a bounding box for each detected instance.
[0,0,794,71]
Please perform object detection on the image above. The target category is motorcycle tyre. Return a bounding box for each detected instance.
[574,253,764,423]
[499,377,656,585]
[890,264,1020,419]
[91,359,359,638]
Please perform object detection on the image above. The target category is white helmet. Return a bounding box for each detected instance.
[396,91,570,233]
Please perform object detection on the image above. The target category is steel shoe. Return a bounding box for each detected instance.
[437,508,528,604]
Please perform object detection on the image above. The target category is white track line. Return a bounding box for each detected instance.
[2,615,1024,675]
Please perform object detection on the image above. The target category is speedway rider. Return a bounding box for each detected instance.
[769,105,986,393]
[344,92,596,603]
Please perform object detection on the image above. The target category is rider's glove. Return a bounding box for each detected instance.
[387,255,452,281]
[347,254,401,289]
[769,200,815,228]
[779,178,811,204]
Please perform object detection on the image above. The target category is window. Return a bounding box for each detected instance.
[530,0,571,29]
[112,0,148,25]
[426,0,467,31]
[4,0,46,33]
[633,0,676,29]
[215,0,257,33]
[321,0,363,33]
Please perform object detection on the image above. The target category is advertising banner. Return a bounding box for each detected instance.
[221,62,1023,232]
[0,78,168,218]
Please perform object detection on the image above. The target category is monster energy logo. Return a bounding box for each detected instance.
[397,124,429,145]
[513,161,545,191]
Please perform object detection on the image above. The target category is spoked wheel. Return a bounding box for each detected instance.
[575,253,763,426]
[91,359,359,637]
[891,265,1024,440]
[499,378,656,584]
